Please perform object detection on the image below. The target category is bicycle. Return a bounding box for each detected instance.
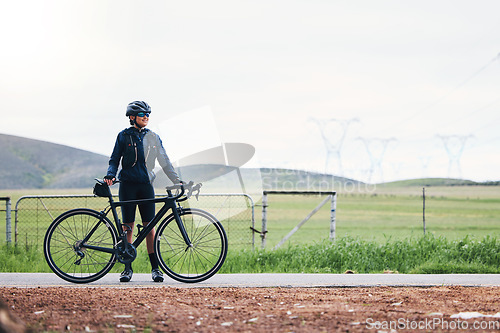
[43,180,228,284]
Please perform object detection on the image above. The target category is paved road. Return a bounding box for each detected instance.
[1,273,499,288]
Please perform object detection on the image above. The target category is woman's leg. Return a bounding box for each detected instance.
[137,183,156,254]
[118,182,137,281]
[123,223,135,243]
[137,183,163,281]
[119,182,138,243]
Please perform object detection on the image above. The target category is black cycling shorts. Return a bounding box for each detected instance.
[119,182,155,224]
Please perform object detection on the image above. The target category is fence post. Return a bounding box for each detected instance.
[422,187,426,235]
[0,197,12,243]
[330,193,336,241]
[6,197,11,243]
[261,192,268,249]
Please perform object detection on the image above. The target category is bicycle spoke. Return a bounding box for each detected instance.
[54,223,77,248]
[45,209,117,283]
[156,209,227,282]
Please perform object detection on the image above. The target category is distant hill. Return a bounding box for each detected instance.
[0,133,108,189]
[379,178,500,187]
[258,168,363,191]
[153,166,363,192]
[1,133,497,190]
[0,132,363,191]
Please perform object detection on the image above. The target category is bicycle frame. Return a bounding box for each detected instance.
[82,186,192,256]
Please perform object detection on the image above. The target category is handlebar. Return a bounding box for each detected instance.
[95,179,202,201]
[165,182,186,200]
[166,181,203,201]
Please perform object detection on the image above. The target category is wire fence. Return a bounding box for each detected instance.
[12,194,255,252]
[256,192,338,249]
[261,191,336,250]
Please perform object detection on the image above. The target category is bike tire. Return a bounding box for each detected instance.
[44,208,118,284]
[155,208,228,283]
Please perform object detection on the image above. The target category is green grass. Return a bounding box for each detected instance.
[221,234,500,274]
[1,234,498,274]
[0,243,170,274]
[0,243,50,272]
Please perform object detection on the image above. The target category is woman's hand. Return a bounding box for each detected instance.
[104,176,115,186]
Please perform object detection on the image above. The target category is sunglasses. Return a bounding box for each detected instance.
[136,112,150,117]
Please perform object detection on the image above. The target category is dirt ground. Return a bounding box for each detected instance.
[1,286,499,332]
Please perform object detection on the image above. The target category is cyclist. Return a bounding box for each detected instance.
[104,101,182,283]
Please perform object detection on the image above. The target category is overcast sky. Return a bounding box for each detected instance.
[1,0,499,183]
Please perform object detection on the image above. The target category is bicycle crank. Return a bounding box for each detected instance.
[115,242,137,264]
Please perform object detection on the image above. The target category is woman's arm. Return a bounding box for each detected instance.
[155,135,181,184]
[106,133,124,180]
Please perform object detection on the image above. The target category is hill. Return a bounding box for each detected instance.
[379,178,500,187]
[1,133,498,190]
[0,133,108,189]
[258,167,363,191]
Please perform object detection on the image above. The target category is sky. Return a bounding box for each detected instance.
[1,0,499,183]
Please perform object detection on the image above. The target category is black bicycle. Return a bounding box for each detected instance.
[43,180,228,284]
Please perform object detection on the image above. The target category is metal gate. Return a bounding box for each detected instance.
[13,193,255,250]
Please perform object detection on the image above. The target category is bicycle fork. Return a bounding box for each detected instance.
[172,206,193,250]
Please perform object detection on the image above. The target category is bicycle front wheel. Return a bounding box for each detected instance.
[44,209,118,284]
[155,208,228,283]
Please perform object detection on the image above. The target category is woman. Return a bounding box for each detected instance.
[104,101,182,282]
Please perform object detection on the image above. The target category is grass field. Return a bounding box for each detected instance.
[1,185,499,247]
[0,184,499,274]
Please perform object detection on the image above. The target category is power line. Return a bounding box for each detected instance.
[380,52,500,134]
[438,97,500,130]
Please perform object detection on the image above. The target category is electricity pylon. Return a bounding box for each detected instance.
[310,117,359,176]
[436,134,473,179]
[357,137,397,183]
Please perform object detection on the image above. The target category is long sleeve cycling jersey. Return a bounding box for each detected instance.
[106,127,180,184]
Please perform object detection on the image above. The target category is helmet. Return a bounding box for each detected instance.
[126,101,151,116]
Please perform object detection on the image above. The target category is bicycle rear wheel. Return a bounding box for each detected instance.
[44,209,118,284]
[155,208,228,283]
